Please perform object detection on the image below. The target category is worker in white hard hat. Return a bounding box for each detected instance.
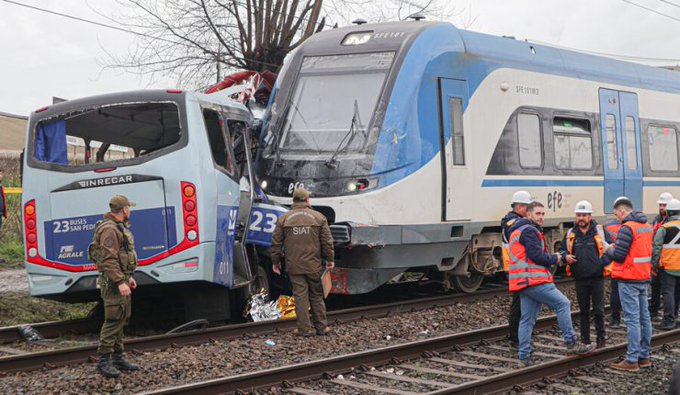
[652,198,680,330]
[558,200,615,348]
[500,190,532,349]
[650,192,674,320]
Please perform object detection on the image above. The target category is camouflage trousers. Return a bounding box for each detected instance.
[97,277,132,355]
[289,271,328,332]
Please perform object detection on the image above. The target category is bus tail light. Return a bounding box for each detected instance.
[24,200,40,262]
[181,182,199,245]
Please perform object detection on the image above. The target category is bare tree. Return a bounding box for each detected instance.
[101,0,463,88]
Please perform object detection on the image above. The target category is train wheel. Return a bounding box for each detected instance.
[452,273,484,293]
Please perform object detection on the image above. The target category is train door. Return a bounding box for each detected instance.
[438,78,470,221]
[598,89,642,212]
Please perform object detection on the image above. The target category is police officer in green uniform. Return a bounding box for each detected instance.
[271,187,335,336]
[90,195,140,378]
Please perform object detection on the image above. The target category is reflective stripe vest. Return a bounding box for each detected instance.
[611,221,653,281]
[565,225,607,277]
[501,218,518,272]
[660,220,680,271]
[604,221,621,242]
[508,224,553,292]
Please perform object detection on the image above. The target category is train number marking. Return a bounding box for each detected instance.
[547,191,563,212]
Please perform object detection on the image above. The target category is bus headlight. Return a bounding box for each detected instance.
[260,180,268,190]
[28,248,38,258]
[187,230,198,241]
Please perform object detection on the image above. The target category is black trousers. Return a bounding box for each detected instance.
[575,277,605,343]
[610,279,621,321]
[660,270,680,326]
[650,274,662,316]
[508,292,521,342]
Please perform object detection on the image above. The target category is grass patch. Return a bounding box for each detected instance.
[0,292,97,327]
[0,238,24,270]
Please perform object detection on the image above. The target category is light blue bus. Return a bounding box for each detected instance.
[22,89,284,321]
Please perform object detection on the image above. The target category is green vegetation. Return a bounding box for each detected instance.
[1,175,24,270]
[0,292,96,327]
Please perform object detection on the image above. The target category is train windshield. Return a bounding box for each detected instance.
[269,52,394,155]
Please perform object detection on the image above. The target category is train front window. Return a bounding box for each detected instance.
[275,52,394,154]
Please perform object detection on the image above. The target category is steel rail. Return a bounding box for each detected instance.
[0,280,548,373]
[141,319,680,395]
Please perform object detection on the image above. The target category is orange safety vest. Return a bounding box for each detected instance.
[611,221,653,281]
[660,220,680,271]
[565,225,607,277]
[605,222,621,242]
[508,224,553,292]
[501,218,518,272]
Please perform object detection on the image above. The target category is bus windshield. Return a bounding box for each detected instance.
[31,102,182,168]
[270,52,394,155]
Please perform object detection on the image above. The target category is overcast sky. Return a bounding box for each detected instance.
[1,0,680,117]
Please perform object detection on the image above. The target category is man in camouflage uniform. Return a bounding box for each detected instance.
[271,187,335,336]
[92,195,140,378]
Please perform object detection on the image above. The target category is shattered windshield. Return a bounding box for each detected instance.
[271,52,394,155]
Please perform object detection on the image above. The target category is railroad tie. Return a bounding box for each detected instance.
[458,350,518,363]
[573,376,607,385]
[548,383,585,393]
[0,346,28,355]
[399,363,484,380]
[285,388,332,395]
[365,371,450,388]
[532,342,566,351]
[486,345,561,359]
[330,378,421,395]
[427,357,509,373]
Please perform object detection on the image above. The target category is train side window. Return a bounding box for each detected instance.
[625,117,638,170]
[203,108,235,175]
[517,113,542,168]
[648,125,679,172]
[605,114,618,170]
[553,117,593,170]
[449,97,465,165]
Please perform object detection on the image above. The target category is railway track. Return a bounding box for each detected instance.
[0,280,557,373]
[141,315,680,395]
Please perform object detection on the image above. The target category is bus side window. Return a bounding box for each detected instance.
[203,108,235,175]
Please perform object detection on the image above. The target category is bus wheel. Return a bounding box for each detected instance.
[452,273,484,293]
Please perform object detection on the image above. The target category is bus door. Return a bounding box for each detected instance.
[599,89,642,212]
[438,78,470,221]
[204,107,253,288]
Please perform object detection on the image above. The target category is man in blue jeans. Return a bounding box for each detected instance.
[604,197,654,372]
[508,201,594,366]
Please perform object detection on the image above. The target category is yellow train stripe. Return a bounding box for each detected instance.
[4,187,22,194]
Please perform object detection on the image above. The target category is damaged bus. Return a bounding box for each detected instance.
[22,90,284,322]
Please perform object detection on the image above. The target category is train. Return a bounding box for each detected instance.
[255,19,680,294]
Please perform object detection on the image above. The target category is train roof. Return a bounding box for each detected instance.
[304,20,680,94]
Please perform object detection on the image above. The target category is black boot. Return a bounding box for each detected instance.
[97,354,121,378]
[112,352,140,371]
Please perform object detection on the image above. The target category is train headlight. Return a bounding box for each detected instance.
[260,180,268,190]
[348,182,357,192]
[342,32,373,46]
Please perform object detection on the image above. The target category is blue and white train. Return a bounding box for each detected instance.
[256,20,680,293]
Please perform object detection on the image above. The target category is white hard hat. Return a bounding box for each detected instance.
[574,200,593,214]
[657,192,674,205]
[667,198,680,211]
[511,190,532,205]
[613,196,633,209]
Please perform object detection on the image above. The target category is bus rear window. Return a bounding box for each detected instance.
[33,102,181,166]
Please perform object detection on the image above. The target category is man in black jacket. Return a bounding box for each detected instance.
[559,200,614,348]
